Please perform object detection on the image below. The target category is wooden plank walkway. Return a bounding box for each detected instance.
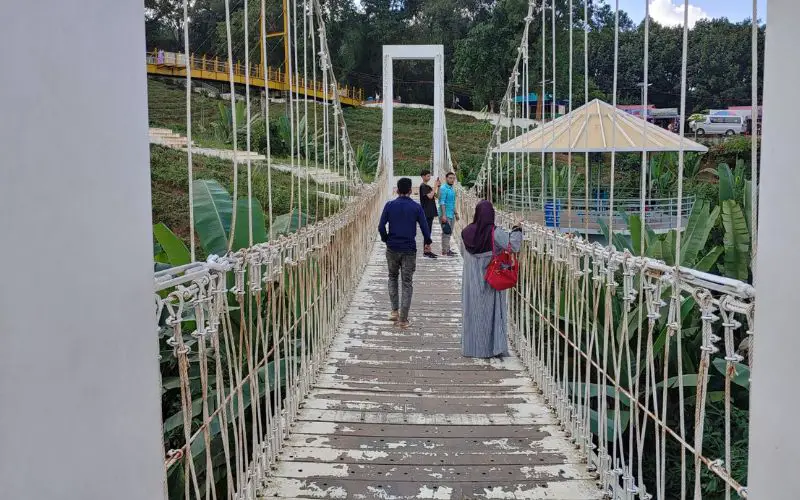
[264,227,600,499]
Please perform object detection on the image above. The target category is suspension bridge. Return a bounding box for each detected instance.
[3,1,798,500]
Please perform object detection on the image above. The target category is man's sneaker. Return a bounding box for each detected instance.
[423,251,438,259]
[444,250,457,257]
[389,310,399,322]
[398,320,411,329]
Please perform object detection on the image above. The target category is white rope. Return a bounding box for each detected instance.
[182,0,195,261]
[244,0,254,247]
[261,0,275,240]
[223,0,240,253]
[750,0,759,273]
[607,0,619,237]
[566,0,573,230]
[675,7,692,496]
[583,0,589,240]
[540,0,546,211]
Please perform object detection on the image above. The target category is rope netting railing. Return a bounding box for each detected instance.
[463,0,759,498]
[156,173,385,498]
[154,0,385,497]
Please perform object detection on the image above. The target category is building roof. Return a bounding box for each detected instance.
[494,99,708,154]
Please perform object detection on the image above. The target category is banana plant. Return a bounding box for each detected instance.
[704,162,753,281]
[211,100,262,145]
[649,153,677,198]
[275,113,308,158]
[355,142,379,178]
[721,199,751,281]
[599,198,721,271]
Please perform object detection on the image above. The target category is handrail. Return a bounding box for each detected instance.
[147,49,366,103]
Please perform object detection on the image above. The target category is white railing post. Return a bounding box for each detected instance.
[0,2,164,499]
[748,1,800,497]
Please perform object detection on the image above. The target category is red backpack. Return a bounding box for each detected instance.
[484,227,519,291]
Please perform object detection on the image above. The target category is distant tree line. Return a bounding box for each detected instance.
[145,0,764,112]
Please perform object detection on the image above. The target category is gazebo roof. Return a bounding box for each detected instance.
[494,99,708,154]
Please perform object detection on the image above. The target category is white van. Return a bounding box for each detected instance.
[690,115,746,136]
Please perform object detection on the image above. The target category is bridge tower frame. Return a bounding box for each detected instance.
[381,45,446,192]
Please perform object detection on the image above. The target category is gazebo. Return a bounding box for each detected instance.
[492,98,708,235]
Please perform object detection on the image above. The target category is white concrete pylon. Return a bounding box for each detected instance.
[0,1,164,499]
[748,0,800,497]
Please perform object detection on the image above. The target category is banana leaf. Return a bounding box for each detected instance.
[192,179,233,256]
[589,408,630,440]
[154,222,191,266]
[743,178,753,235]
[721,199,750,281]
[679,200,719,267]
[718,163,735,203]
[272,209,310,236]
[232,198,268,250]
[695,246,723,273]
[712,358,750,389]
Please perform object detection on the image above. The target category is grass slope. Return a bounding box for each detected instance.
[148,77,494,177]
[343,106,494,178]
[151,145,330,248]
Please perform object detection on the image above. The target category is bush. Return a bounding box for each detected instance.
[707,136,758,167]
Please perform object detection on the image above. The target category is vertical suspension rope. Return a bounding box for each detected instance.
[540,0,546,211]
[286,0,297,223]
[582,0,589,239]
[634,0,651,494]
[292,0,303,227]
[676,2,691,499]
[550,0,556,222]
[182,0,195,261]
[244,0,254,246]
[567,0,574,231]
[608,0,619,236]
[261,0,275,240]
[223,0,240,253]
[311,4,320,220]
[750,0,759,271]
[303,0,310,226]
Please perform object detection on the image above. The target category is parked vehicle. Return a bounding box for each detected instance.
[690,115,746,136]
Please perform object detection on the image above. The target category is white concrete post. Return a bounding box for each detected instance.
[0,2,165,499]
[433,53,445,179]
[382,49,395,195]
[748,0,800,497]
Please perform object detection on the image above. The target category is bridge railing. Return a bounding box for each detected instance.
[147,49,365,102]
[458,188,755,499]
[501,189,696,235]
[154,170,386,499]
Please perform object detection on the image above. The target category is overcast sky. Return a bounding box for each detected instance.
[617,0,767,28]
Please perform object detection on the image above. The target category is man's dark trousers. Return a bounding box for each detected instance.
[386,249,416,322]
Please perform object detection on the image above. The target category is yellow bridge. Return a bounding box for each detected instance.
[146,49,365,107]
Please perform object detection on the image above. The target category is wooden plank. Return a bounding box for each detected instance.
[271,463,596,481]
[262,478,602,499]
[268,235,599,498]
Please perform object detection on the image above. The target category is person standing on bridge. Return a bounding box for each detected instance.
[460,200,523,358]
[378,178,433,328]
[419,169,440,259]
[439,172,458,257]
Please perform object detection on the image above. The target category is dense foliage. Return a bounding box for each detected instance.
[146,0,763,111]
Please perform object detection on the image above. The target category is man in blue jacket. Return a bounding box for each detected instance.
[378,177,433,328]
